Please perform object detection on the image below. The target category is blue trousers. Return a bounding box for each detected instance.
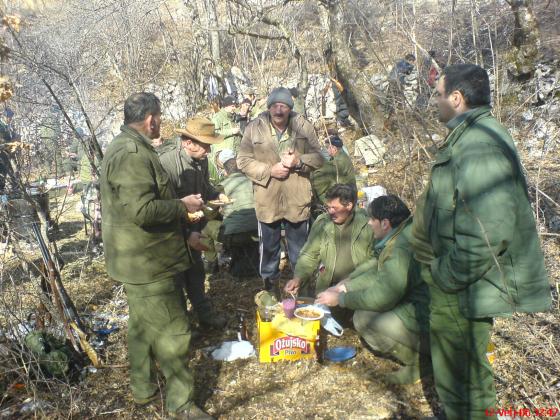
[257,219,309,288]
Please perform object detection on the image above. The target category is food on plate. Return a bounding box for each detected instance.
[294,306,324,320]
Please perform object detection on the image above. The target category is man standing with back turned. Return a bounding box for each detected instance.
[411,64,551,419]
[101,92,212,419]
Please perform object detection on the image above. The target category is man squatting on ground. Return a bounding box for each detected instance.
[237,87,324,296]
[316,194,431,385]
[410,63,551,419]
[100,92,212,418]
[284,184,374,320]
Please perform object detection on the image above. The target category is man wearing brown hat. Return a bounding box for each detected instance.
[237,87,324,295]
[158,117,227,330]
[100,93,211,418]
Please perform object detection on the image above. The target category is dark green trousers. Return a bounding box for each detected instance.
[353,309,425,366]
[124,278,193,413]
[429,284,496,420]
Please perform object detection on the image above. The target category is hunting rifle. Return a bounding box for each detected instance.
[30,220,100,367]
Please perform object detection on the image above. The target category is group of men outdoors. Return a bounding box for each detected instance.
[100,63,551,420]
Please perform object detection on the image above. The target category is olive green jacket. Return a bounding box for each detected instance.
[411,106,551,318]
[249,99,267,119]
[340,218,430,333]
[237,112,324,223]
[294,208,374,293]
[157,138,220,232]
[209,109,242,184]
[100,126,188,285]
[220,172,258,235]
[311,150,357,203]
[211,109,241,142]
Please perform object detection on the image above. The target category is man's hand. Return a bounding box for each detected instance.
[333,279,348,293]
[180,194,204,213]
[284,278,301,295]
[281,149,300,169]
[315,288,341,307]
[187,232,209,252]
[218,193,229,203]
[231,127,241,135]
[270,162,290,179]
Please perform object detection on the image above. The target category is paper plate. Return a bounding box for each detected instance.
[324,346,357,362]
[294,305,325,321]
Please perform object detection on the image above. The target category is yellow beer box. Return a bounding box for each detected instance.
[256,304,321,363]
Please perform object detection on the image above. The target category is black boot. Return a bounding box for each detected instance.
[263,278,281,301]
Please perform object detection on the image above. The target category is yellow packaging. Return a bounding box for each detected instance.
[486,341,496,364]
[257,310,320,363]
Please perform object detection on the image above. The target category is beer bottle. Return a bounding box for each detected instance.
[316,326,327,364]
[238,314,250,341]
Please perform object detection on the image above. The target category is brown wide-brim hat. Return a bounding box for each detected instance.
[175,117,224,145]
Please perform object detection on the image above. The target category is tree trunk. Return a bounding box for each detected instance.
[320,0,374,132]
[508,0,540,79]
[204,0,224,82]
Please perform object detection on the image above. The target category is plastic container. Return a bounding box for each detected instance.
[282,298,296,319]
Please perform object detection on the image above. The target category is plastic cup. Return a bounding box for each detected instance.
[282,298,296,319]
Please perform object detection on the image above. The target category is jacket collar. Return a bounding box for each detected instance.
[435,106,492,165]
[323,209,369,241]
[376,217,410,255]
[443,106,492,148]
[121,125,153,149]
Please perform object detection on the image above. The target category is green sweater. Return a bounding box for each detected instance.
[340,218,430,333]
[294,208,374,293]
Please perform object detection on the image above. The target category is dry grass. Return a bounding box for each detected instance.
[1,142,559,418]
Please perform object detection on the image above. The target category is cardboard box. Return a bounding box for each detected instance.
[257,309,320,363]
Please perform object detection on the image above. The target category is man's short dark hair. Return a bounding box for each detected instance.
[405,53,416,62]
[442,64,491,108]
[325,184,357,207]
[289,87,299,98]
[368,194,410,228]
[124,92,161,124]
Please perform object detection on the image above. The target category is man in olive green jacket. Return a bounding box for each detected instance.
[311,134,356,204]
[219,150,259,279]
[411,64,551,420]
[100,93,210,418]
[237,87,324,294]
[209,96,242,184]
[284,184,374,299]
[317,195,430,385]
[158,117,227,330]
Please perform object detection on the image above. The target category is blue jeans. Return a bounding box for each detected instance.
[257,219,309,287]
